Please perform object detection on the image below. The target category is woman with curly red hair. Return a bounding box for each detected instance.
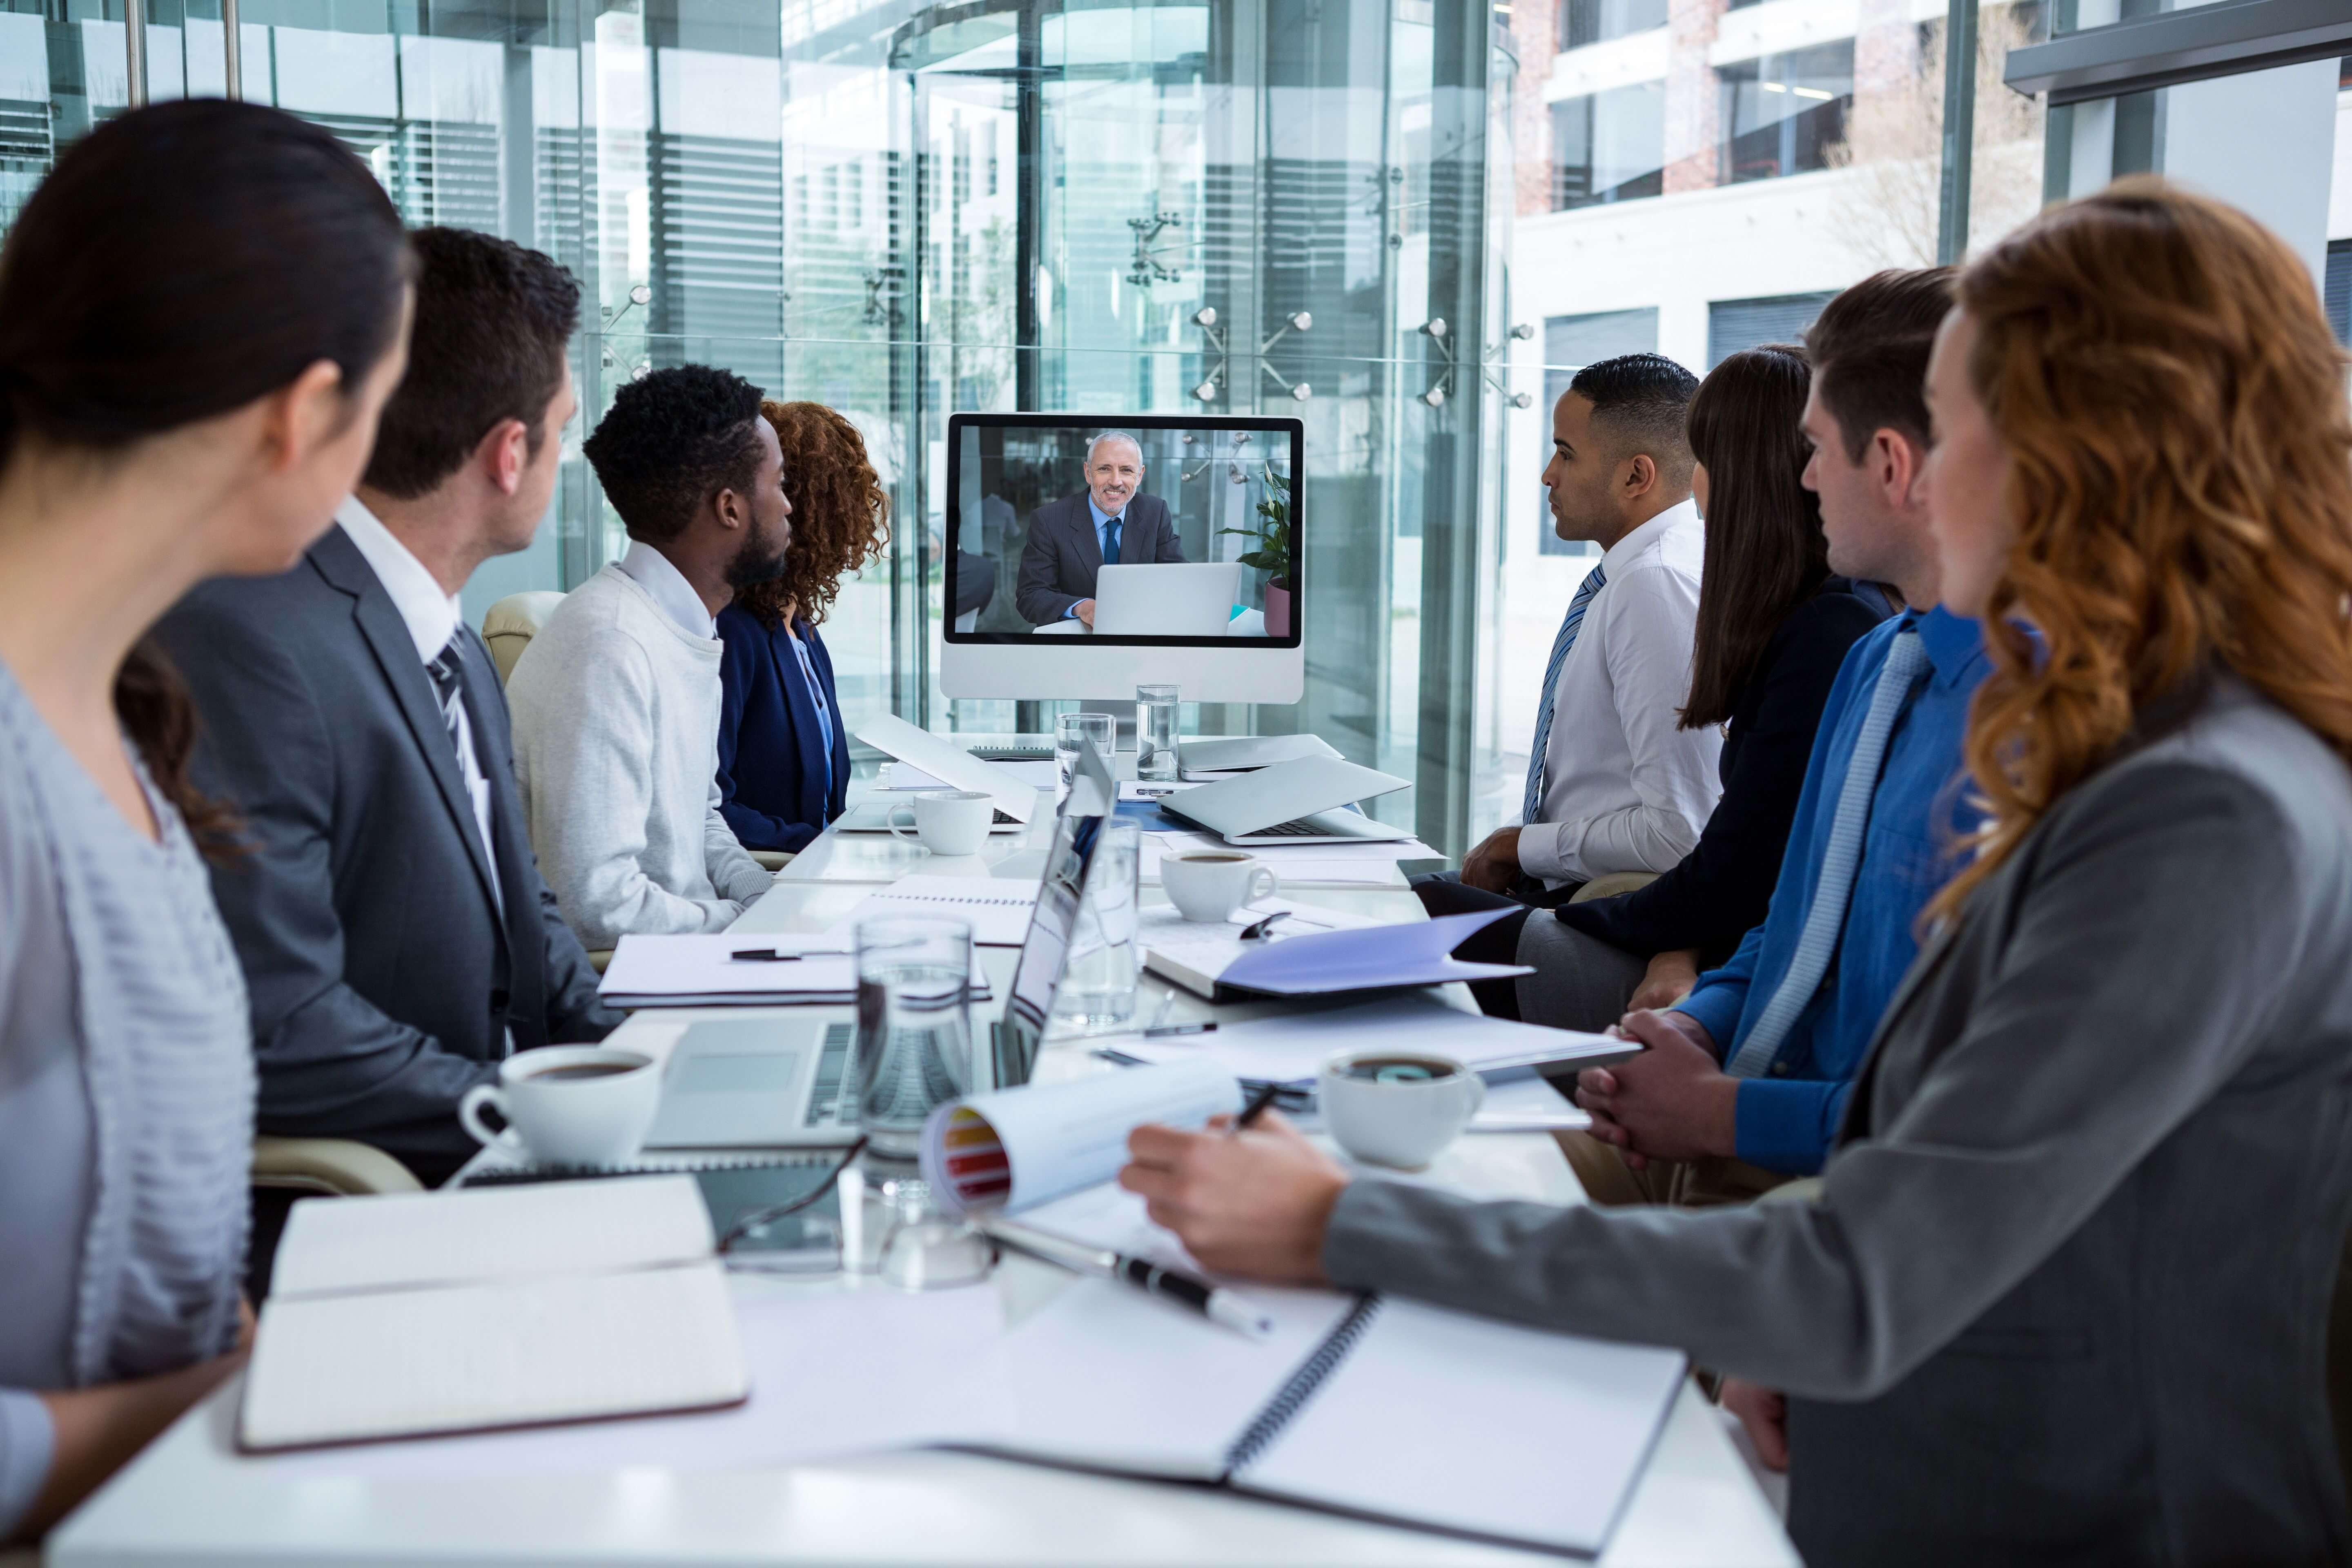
[715,401,891,853]
[1116,180,2352,1563]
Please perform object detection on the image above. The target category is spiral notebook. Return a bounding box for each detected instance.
[947,1226,1686,1558]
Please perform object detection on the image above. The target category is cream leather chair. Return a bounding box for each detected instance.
[252,1135,422,1197]
[1569,870,1660,904]
[482,590,568,685]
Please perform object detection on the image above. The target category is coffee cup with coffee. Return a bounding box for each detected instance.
[890,789,994,857]
[1161,851,1278,923]
[1317,1049,1484,1170]
[459,1045,661,1169]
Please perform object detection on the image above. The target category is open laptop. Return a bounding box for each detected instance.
[1154,755,1414,845]
[643,811,1109,1149]
[835,711,1039,835]
[1091,562,1244,637]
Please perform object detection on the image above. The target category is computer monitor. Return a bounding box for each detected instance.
[942,412,1305,703]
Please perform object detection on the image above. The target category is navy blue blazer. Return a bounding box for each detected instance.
[716,606,851,853]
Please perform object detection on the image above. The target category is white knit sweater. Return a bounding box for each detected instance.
[507,564,773,946]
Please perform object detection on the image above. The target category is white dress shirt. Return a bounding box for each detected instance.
[617,539,718,639]
[1516,497,1723,888]
[334,495,503,910]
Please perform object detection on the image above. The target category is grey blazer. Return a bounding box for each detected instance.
[1013,490,1183,624]
[1325,675,2352,1565]
[156,528,621,1185]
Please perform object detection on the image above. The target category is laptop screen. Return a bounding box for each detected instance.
[995,807,1107,1088]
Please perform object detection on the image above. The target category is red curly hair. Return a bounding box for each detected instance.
[735,400,890,630]
[1930,179,2352,923]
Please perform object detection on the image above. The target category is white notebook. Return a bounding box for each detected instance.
[240,1177,748,1452]
[948,1261,1684,1557]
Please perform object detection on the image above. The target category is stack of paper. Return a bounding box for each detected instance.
[821,874,1041,947]
[600,933,992,1007]
[1105,993,1634,1087]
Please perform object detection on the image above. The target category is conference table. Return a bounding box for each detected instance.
[47,744,1797,1568]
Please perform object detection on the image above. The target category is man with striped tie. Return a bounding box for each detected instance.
[1419,353,1718,917]
[157,229,621,1200]
[1563,268,1974,1219]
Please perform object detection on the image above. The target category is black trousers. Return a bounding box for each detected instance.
[1409,873,1550,1019]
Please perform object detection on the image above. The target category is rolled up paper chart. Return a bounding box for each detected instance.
[921,1061,1241,1215]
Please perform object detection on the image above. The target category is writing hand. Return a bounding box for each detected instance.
[1575,1008,1737,1163]
[1459,827,1523,893]
[1119,1110,1348,1282]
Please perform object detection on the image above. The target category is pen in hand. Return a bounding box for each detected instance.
[1234,1081,1285,1130]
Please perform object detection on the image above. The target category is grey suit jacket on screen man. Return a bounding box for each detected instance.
[1013,490,1183,624]
[1324,676,2352,1566]
[156,528,621,1184]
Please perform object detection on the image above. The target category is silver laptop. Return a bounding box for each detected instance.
[1154,755,1414,845]
[1092,562,1244,637]
[835,712,1038,833]
[644,810,1110,1148]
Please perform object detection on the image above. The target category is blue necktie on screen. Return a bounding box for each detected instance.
[1102,514,1123,566]
[1724,626,1931,1079]
[1521,562,1607,825]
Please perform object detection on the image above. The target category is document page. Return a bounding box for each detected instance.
[241,1260,746,1451]
[922,1061,1239,1213]
[599,933,992,1004]
[1110,995,1621,1085]
[1238,1297,1686,1557]
[825,875,1042,946]
[270,1174,713,1298]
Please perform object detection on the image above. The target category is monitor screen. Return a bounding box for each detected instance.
[944,413,1303,648]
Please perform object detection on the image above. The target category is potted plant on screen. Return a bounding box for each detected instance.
[1219,463,1294,637]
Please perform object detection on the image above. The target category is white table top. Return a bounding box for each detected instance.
[49,748,1794,1568]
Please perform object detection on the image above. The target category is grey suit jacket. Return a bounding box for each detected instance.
[1325,675,2352,1566]
[156,528,621,1185]
[1013,490,1183,624]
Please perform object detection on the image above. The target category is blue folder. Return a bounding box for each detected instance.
[1205,907,1532,1002]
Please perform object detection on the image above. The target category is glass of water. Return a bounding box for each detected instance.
[1054,711,1114,799]
[1136,684,1180,781]
[851,915,973,1160]
[1055,820,1141,1028]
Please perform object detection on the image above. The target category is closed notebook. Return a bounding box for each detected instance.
[239,1176,747,1452]
[599,932,994,1006]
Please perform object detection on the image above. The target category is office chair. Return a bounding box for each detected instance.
[252,1136,421,1197]
[1569,871,1660,904]
[482,590,568,684]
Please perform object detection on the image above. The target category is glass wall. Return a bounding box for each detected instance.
[0,0,1513,852]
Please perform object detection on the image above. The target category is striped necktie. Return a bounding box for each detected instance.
[1725,626,1932,1078]
[1523,562,1608,824]
[425,637,469,766]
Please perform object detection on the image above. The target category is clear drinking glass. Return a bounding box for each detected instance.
[1054,820,1141,1027]
[852,916,974,1159]
[1054,711,1115,798]
[1135,684,1180,781]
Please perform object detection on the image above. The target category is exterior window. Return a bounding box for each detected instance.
[1539,310,1659,555]
[1550,82,1665,211]
[1717,42,1853,185]
[1706,291,1835,368]
[1559,0,1668,52]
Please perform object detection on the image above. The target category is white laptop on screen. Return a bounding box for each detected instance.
[1154,756,1413,845]
[1091,562,1245,637]
[835,712,1039,835]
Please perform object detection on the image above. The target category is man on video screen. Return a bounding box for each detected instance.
[1015,431,1185,626]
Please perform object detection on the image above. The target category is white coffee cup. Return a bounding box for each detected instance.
[890,789,994,856]
[1161,851,1278,923]
[1317,1049,1485,1171]
[459,1046,660,1169]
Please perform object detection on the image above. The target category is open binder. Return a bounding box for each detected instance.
[948,1240,1686,1559]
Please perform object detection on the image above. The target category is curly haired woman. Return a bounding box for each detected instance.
[1116,180,2352,1564]
[715,401,891,853]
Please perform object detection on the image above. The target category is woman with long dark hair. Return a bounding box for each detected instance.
[715,400,890,853]
[0,101,411,1541]
[1122,180,2352,1563]
[1461,346,1888,1029]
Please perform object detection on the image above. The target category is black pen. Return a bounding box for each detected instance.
[1141,1021,1217,1039]
[1235,1080,1286,1129]
[730,948,850,962]
[983,1220,1274,1339]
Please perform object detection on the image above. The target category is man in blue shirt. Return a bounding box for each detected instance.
[1567,267,1982,1205]
[1013,432,1186,625]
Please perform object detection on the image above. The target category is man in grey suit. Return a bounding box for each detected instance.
[1014,431,1185,626]
[157,228,619,1190]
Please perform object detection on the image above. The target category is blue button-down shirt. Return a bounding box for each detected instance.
[1063,498,1125,619]
[1673,607,1990,1174]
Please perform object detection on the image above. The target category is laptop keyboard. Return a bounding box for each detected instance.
[805,1022,857,1125]
[994,808,1018,825]
[1253,818,1330,837]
